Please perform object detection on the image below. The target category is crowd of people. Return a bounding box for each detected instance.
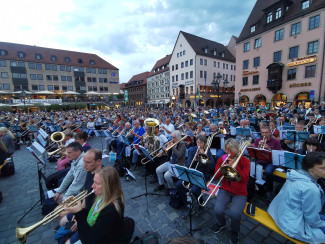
[1,102,325,243]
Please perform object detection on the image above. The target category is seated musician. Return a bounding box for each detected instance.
[268,152,325,243]
[253,126,281,199]
[116,122,133,159]
[318,118,325,151]
[86,118,95,138]
[296,137,322,155]
[195,124,206,137]
[154,130,186,193]
[20,123,33,145]
[74,131,91,152]
[53,142,87,204]
[130,120,146,168]
[213,138,250,244]
[64,167,125,244]
[59,149,103,243]
[283,120,305,152]
[0,127,15,157]
[269,121,280,141]
[184,122,194,148]
[104,119,120,152]
[56,130,76,171]
[176,135,214,218]
[160,118,174,141]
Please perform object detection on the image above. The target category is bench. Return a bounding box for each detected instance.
[273,170,287,179]
[243,203,306,244]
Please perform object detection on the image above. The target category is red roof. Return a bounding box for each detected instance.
[126,71,150,87]
[120,83,126,90]
[148,54,171,78]
[0,41,118,70]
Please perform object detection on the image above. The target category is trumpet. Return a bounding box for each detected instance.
[259,136,267,149]
[16,190,94,243]
[197,141,247,207]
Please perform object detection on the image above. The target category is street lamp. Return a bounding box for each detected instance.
[19,90,26,111]
[212,72,222,108]
[238,92,242,105]
[223,78,229,92]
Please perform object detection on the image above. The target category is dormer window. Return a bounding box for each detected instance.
[51,55,57,61]
[275,8,282,19]
[162,65,165,69]
[213,50,217,56]
[17,51,25,58]
[0,49,7,56]
[78,58,83,64]
[251,25,256,33]
[221,52,225,58]
[35,53,42,60]
[302,0,310,9]
[90,60,95,65]
[65,57,70,63]
[204,48,208,54]
[157,68,160,71]
[267,12,273,23]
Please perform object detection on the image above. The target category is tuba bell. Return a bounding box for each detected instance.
[51,132,65,144]
[144,118,160,154]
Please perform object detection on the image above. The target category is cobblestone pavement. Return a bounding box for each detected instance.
[0,138,294,244]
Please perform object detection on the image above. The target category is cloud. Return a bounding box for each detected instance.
[1,0,256,84]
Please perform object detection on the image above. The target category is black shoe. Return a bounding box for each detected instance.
[266,192,274,203]
[149,176,158,184]
[230,231,239,244]
[154,184,165,192]
[214,224,226,234]
[53,225,60,232]
[182,208,195,219]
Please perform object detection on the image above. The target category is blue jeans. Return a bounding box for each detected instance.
[263,163,276,191]
[116,142,126,160]
[213,188,247,233]
[132,150,138,164]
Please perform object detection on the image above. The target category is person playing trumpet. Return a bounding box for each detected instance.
[213,138,250,244]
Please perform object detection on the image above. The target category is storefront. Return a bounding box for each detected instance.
[239,95,249,106]
[294,92,312,108]
[271,93,287,108]
[253,94,266,106]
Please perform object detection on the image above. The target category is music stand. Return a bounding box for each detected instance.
[314,125,325,140]
[94,130,107,151]
[286,130,309,151]
[131,145,159,214]
[272,150,305,169]
[18,146,47,223]
[251,132,261,141]
[236,128,251,137]
[175,165,207,236]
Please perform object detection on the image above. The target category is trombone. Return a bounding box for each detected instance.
[16,190,94,243]
[197,141,248,207]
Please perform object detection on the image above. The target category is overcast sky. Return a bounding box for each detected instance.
[2,0,256,83]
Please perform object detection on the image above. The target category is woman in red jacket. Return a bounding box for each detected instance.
[213,138,250,244]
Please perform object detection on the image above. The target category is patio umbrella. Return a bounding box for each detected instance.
[34,91,55,94]
[87,91,100,95]
[63,91,80,95]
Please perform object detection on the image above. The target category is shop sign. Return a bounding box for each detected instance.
[242,70,259,76]
[240,87,261,92]
[172,82,179,88]
[13,99,62,104]
[289,82,312,88]
[210,95,221,98]
[287,55,317,67]
[185,80,194,85]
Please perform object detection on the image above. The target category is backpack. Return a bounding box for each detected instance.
[45,168,69,190]
[114,157,130,177]
[169,188,184,209]
[131,231,159,244]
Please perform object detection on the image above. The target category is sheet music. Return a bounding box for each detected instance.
[37,134,47,147]
[230,126,236,136]
[250,161,256,178]
[125,168,136,180]
[255,164,265,185]
[38,128,48,138]
[279,130,287,140]
[166,162,179,178]
[210,148,217,156]
[272,150,283,166]
[32,141,46,154]
[125,146,131,157]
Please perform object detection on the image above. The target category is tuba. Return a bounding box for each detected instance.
[144,118,160,154]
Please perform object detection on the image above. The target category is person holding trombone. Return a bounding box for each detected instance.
[213,138,250,244]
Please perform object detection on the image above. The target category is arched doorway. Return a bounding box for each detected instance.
[216,99,223,107]
[239,95,249,106]
[198,99,204,107]
[206,99,214,107]
[294,92,312,108]
[185,100,191,108]
[253,94,266,106]
[272,93,287,109]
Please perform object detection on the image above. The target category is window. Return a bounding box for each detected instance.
[28,63,35,69]
[200,59,203,65]
[267,12,273,23]
[172,65,174,71]
[60,65,66,71]
[181,62,184,68]
[36,63,42,70]
[307,40,318,54]
[0,50,7,56]
[32,85,38,90]
[54,85,59,91]
[65,57,70,63]
[200,71,203,78]
[273,51,282,62]
[223,63,225,69]
[17,51,25,58]
[185,72,188,79]
[30,74,37,80]
[244,42,250,52]
[68,86,73,91]
[0,60,6,67]
[37,74,43,80]
[243,60,249,69]
[287,68,297,80]
[61,76,67,81]
[180,52,182,57]
[10,61,17,67]
[213,50,217,56]
[309,15,320,30]
[2,83,10,90]
[46,75,52,81]
[45,64,51,70]
[48,85,53,91]
[289,46,299,59]
[190,71,193,78]
[62,86,67,91]
[254,38,261,48]
[1,72,8,78]
[190,59,193,65]
[177,53,179,58]
[242,77,248,86]
[305,65,316,78]
[204,59,207,66]
[78,58,83,64]
[253,75,259,85]
[35,54,42,60]
[275,29,284,41]
[251,25,255,33]
[86,68,91,73]
[183,50,186,55]
[51,55,57,61]
[52,65,57,71]
[213,61,216,67]
[67,76,72,81]
[176,75,178,81]
[302,0,310,9]
[172,76,174,82]
[204,71,207,79]
[39,85,45,91]
[91,68,96,74]
[18,61,25,67]
[291,22,301,36]
[204,48,208,54]
[90,60,95,65]
[275,8,281,19]
[253,57,260,67]
[218,62,220,68]
[185,61,188,67]
[176,64,178,70]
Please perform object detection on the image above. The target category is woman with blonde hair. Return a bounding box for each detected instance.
[0,127,15,157]
[65,167,125,244]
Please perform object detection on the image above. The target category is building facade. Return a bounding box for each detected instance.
[147,54,171,107]
[0,42,119,97]
[124,72,149,106]
[236,0,325,108]
[169,31,236,108]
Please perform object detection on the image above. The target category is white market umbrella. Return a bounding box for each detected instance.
[63,91,80,95]
[34,90,55,94]
[87,91,100,95]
